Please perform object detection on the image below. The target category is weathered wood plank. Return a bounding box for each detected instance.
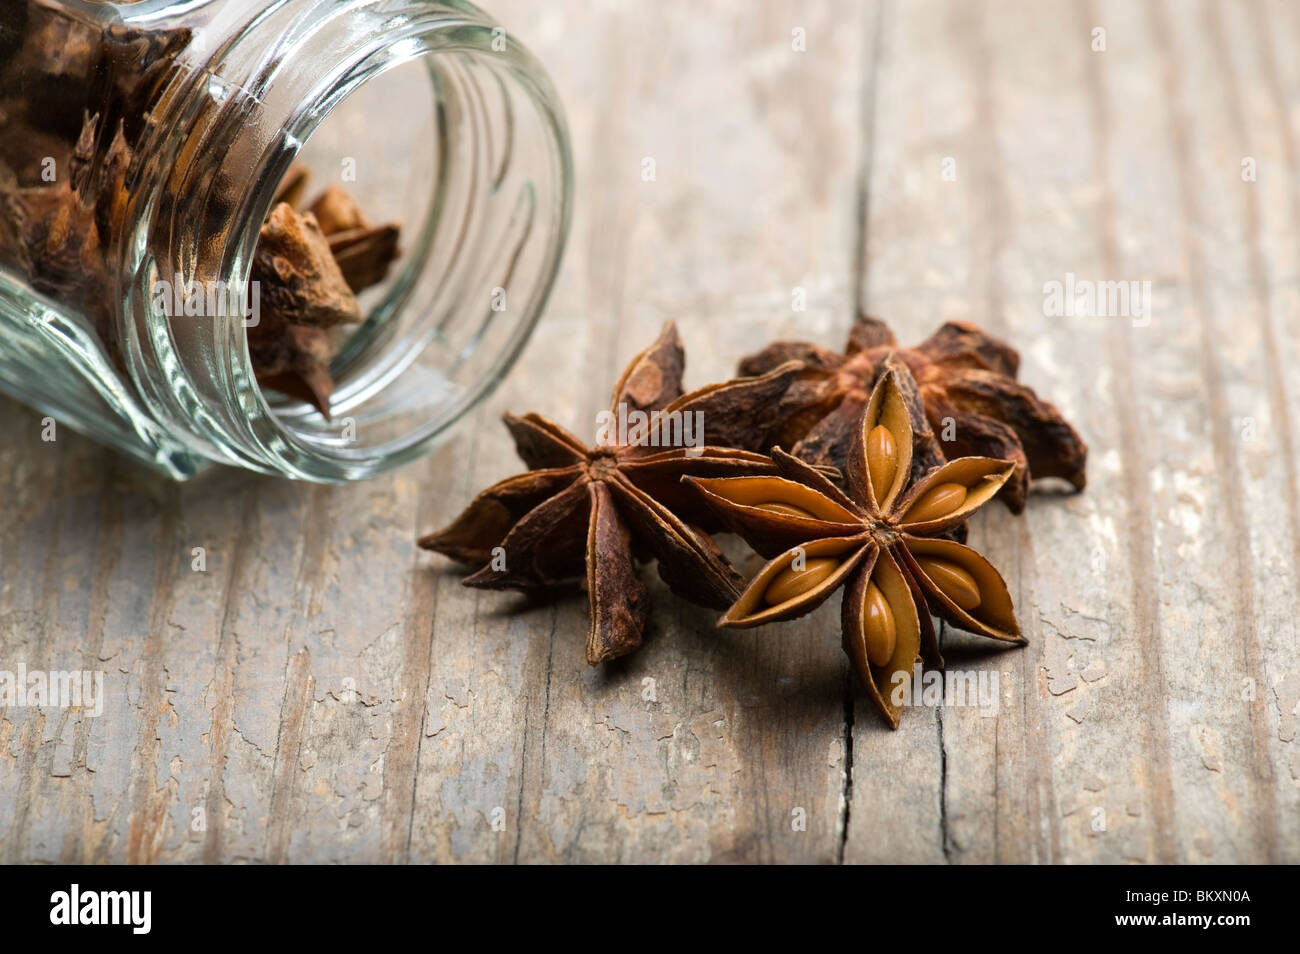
[981,0,1170,864]
[406,0,867,864]
[843,0,950,864]
[1223,0,1300,835]
[2,0,1298,865]
[848,0,1300,864]
[1148,0,1295,861]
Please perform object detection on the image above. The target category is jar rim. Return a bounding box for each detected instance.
[128,0,572,480]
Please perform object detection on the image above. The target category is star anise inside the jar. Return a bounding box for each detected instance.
[685,364,1024,728]
[308,184,402,292]
[248,169,403,417]
[419,322,803,665]
[739,313,1088,513]
[0,8,192,368]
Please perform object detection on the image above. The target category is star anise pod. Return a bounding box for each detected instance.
[685,364,1024,728]
[307,184,402,292]
[247,202,361,416]
[739,313,1087,513]
[248,172,403,417]
[419,322,802,665]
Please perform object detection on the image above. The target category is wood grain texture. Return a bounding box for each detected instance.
[1,0,1297,863]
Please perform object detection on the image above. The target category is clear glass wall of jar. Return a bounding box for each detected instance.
[0,0,572,480]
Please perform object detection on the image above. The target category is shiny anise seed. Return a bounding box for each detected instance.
[867,424,897,501]
[764,556,839,605]
[915,556,981,610]
[903,481,967,524]
[757,502,815,519]
[864,581,896,666]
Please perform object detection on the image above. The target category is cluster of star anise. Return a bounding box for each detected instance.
[0,4,400,419]
[421,318,1087,727]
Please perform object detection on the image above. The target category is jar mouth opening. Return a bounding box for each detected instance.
[222,12,572,480]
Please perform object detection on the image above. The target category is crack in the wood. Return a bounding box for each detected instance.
[402,406,485,862]
[836,666,855,865]
[512,674,530,865]
[513,603,556,864]
[201,486,258,864]
[262,486,335,862]
[265,649,312,863]
[838,0,884,866]
[403,632,434,861]
[125,499,181,865]
[933,618,955,862]
[937,676,953,863]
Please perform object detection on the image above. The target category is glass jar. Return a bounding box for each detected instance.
[0,0,572,480]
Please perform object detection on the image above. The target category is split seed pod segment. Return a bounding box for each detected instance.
[685,364,1025,728]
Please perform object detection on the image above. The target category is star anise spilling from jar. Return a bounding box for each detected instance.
[419,322,802,665]
[738,313,1087,513]
[685,365,1024,728]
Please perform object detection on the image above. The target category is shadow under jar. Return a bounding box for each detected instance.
[0,0,572,480]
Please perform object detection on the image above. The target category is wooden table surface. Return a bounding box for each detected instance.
[3,0,1299,864]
